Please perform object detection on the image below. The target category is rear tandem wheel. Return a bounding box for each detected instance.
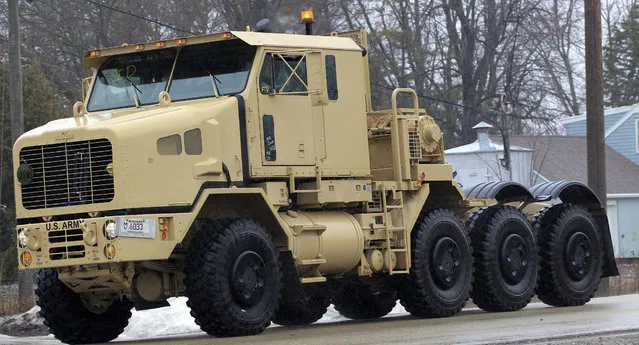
[467,205,538,312]
[272,284,331,326]
[399,209,472,318]
[332,278,397,320]
[533,204,603,306]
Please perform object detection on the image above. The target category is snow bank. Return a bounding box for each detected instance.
[0,305,48,337]
[118,297,202,339]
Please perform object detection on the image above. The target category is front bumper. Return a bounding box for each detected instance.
[16,214,183,269]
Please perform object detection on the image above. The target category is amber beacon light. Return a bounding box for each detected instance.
[301,10,314,22]
[301,10,315,35]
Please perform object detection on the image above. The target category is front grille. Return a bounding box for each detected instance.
[46,224,88,260]
[49,245,86,260]
[48,228,84,243]
[20,139,114,210]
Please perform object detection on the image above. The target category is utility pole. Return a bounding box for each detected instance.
[584,0,606,206]
[8,0,24,144]
[8,0,34,311]
[1,66,5,213]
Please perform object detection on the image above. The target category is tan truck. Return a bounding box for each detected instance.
[13,13,617,344]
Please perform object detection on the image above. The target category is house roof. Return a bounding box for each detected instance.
[559,103,639,138]
[472,121,493,129]
[494,136,639,194]
[445,138,532,154]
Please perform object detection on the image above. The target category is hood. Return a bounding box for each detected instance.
[19,96,237,140]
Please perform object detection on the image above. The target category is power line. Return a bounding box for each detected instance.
[370,82,484,115]
[83,0,198,36]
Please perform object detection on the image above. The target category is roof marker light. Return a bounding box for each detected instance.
[177,39,186,45]
[90,50,99,57]
[156,41,166,48]
[135,44,145,51]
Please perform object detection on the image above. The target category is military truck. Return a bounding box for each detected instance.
[13,11,617,344]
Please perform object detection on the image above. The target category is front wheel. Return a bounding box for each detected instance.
[36,269,133,344]
[184,218,282,337]
[399,209,472,318]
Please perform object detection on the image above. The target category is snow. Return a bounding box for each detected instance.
[0,297,411,344]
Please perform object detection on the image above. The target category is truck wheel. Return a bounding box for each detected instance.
[272,285,330,325]
[534,204,603,306]
[399,209,471,318]
[36,268,133,344]
[184,218,282,337]
[468,206,538,312]
[332,278,397,319]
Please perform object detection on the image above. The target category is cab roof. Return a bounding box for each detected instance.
[82,30,362,69]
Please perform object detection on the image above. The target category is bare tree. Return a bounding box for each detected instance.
[528,0,584,117]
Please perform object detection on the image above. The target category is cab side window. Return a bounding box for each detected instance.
[325,55,338,100]
[259,53,308,95]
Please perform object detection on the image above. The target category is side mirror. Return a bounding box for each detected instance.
[305,51,328,106]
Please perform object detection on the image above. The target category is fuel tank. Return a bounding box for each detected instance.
[280,211,364,275]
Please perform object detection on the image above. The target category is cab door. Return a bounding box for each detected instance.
[257,52,316,165]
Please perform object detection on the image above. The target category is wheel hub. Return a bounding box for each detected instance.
[500,234,529,284]
[231,251,266,308]
[565,232,593,281]
[432,237,461,289]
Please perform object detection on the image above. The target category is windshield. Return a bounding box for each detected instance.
[170,41,256,101]
[87,40,256,112]
[87,49,176,112]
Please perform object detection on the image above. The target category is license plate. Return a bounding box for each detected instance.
[115,218,156,239]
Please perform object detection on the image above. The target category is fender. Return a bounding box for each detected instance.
[531,181,618,277]
[463,181,534,203]
[184,186,293,249]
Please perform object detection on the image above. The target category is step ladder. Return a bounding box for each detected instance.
[381,189,410,274]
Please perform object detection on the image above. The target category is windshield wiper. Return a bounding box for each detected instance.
[123,75,143,107]
[198,62,221,98]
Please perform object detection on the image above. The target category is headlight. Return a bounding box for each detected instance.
[104,221,117,240]
[17,230,28,248]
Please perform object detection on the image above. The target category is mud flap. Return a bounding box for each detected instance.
[279,251,306,303]
[593,209,620,277]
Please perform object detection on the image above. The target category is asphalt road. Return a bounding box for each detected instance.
[2,294,639,345]
[119,294,639,345]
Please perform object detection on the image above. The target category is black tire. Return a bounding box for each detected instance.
[332,278,397,320]
[399,209,472,318]
[534,204,603,306]
[184,218,282,337]
[36,268,133,344]
[272,285,331,325]
[468,205,538,312]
